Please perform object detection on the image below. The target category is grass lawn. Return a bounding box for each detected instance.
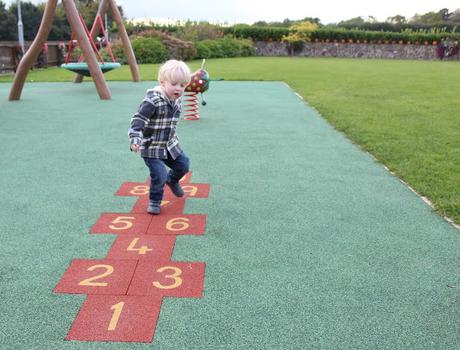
[1,57,459,225]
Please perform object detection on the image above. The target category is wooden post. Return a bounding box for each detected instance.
[62,0,111,99]
[8,0,58,101]
[109,0,140,82]
[73,0,110,83]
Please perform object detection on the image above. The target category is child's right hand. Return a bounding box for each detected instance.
[130,144,140,152]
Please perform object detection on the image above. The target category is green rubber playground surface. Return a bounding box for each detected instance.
[0,81,459,349]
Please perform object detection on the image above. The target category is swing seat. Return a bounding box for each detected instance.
[61,62,121,77]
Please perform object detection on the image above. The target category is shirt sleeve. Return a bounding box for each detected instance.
[128,99,156,145]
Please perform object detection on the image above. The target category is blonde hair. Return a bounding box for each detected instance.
[157,60,191,84]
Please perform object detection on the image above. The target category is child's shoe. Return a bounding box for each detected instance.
[147,201,161,215]
[166,180,184,197]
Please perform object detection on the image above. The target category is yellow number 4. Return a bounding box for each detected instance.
[126,238,153,255]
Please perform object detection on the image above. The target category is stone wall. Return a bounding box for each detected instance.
[254,41,459,61]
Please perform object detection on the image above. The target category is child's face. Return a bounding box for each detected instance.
[161,80,188,101]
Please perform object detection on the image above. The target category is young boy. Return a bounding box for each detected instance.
[128,60,192,214]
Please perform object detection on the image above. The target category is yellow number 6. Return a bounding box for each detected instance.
[166,217,190,231]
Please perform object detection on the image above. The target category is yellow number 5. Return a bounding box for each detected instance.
[109,216,134,230]
[152,266,183,289]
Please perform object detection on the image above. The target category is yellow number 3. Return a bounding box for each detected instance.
[152,266,183,290]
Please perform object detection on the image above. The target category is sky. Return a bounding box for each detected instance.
[3,0,460,24]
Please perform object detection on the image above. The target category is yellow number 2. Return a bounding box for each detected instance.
[78,264,114,287]
[152,266,183,290]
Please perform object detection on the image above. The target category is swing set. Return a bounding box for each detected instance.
[9,0,139,101]
[61,12,120,76]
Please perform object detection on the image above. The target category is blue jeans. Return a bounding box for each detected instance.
[143,152,190,202]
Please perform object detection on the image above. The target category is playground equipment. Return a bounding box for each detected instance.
[8,0,140,101]
[61,12,120,77]
[183,59,210,121]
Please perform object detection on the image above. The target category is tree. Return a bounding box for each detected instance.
[448,9,460,23]
[411,8,452,24]
[0,1,17,40]
[252,21,268,27]
[300,17,321,25]
[338,16,366,27]
[282,21,318,55]
[386,15,407,24]
[365,16,378,23]
[49,3,71,40]
[9,1,43,41]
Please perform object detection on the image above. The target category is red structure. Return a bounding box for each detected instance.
[184,59,210,121]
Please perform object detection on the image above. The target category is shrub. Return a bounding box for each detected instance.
[224,26,291,41]
[130,37,168,63]
[175,22,224,41]
[137,29,197,61]
[308,27,459,44]
[195,37,254,59]
[100,41,128,64]
[283,21,318,54]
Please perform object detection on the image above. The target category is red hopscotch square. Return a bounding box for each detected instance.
[147,214,206,235]
[106,235,176,261]
[54,259,138,295]
[163,183,210,200]
[66,295,162,342]
[90,213,152,235]
[115,182,149,197]
[131,196,186,215]
[128,261,205,298]
[146,171,192,185]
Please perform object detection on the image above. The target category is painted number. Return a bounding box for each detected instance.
[107,301,124,331]
[166,217,190,231]
[129,185,149,195]
[152,266,183,290]
[109,216,135,230]
[182,186,198,196]
[126,238,153,255]
[78,264,114,287]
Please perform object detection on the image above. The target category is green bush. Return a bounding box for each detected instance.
[309,28,460,44]
[223,26,291,41]
[175,22,224,41]
[137,29,197,61]
[130,37,168,64]
[221,24,459,44]
[100,41,128,64]
[195,38,254,59]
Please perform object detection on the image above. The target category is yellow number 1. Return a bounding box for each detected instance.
[108,302,125,331]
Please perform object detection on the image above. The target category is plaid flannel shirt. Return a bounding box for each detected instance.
[128,87,183,159]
